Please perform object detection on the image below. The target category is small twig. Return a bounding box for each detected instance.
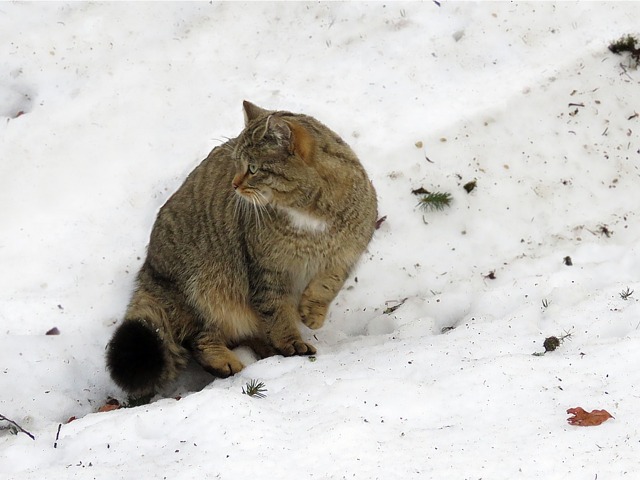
[53,423,62,448]
[619,62,634,81]
[384,297,408,314]
[0,413,35,440]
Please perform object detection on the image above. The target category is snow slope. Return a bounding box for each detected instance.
[1,2,640,478]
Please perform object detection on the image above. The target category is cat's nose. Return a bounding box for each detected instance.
[231,173,243,190]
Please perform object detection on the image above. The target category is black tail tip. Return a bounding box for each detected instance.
[106,321,165,395]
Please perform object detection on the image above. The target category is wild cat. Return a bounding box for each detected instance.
[106,101,377,397]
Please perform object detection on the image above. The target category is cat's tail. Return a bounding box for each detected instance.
[106,272,189,397]
[106,320,168,397]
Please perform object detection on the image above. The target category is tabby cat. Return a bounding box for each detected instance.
[106,101,377,397]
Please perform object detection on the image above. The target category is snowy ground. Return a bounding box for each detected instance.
[2,2,640,479]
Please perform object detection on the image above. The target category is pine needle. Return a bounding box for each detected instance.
[242,379,267,398]
[418,191,452,211]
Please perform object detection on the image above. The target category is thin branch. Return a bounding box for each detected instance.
[0,413,35,440]
[54,423,62,448]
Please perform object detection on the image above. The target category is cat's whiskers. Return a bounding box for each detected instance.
[233,188,272,229]
[217,144,235,156]
[232,195,243,223]
[233,190,259,226]
[255,191,273,222]
[250,195,264,229]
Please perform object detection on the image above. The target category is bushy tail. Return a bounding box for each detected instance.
[106,320,168,397]
[106,263,192,397]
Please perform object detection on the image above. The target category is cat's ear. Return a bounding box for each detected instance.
[243,101,270,125]
[287,121,315,163]
[267,116,314,162]
[261,114,315,163]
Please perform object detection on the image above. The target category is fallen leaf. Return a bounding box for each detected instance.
[463,180,477,193]
[98,398,121,413]
[46,327,60,335]
[375,216,387,230]
[566,407,613,426]
[543,336,561,352]
[66,416,77,423]
[411,187,430,196]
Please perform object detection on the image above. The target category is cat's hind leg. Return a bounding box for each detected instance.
[186,281,262,376]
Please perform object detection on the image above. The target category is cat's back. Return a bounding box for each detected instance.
[146,143,242,280]
[285,113,377,248]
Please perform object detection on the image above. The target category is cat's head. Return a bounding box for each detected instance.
[231,101,318,210]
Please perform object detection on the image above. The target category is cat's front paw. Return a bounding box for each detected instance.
[273,338,317,357]
[299,299,328,330]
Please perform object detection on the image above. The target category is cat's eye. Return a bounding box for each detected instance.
[248,163,258,174]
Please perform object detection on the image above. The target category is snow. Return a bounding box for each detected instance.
[1,1,640,478]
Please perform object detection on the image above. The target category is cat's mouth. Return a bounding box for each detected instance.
[233,185,272,207]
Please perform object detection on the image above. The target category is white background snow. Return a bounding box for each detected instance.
[2,2,640,479]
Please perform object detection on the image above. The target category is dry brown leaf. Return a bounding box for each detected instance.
[98,398,121,413]
[566,407,613,426]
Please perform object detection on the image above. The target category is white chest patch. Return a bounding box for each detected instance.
[279,206,328,233]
